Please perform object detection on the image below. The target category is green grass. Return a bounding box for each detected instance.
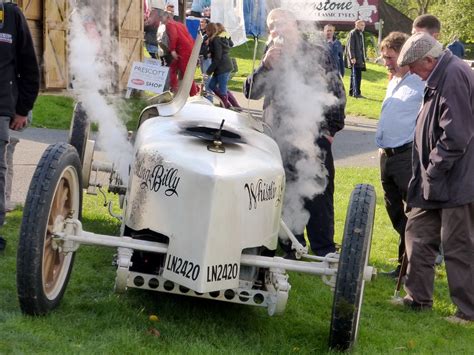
[32,95,75,129]
[342,63,387,119]
[31,95,146,131]
[1,168,472,353]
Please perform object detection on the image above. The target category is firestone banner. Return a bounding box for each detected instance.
[280,0,379,24]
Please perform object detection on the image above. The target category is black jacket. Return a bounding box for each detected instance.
[346,28,366,70]
[206,34,233,76]
[243,39,346,137]
[0,3,39,119]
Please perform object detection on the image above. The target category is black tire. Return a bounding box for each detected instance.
[329,184,376,351]
[69,102,90,164]
[17,143,83,315]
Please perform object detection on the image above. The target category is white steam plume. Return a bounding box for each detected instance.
[265,31,339,236]
[68,4,133,184]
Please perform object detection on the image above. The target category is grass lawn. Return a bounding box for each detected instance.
[1,168,472,353]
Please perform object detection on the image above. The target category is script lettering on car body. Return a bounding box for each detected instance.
[135,159,180,197]
[244,179,277,210]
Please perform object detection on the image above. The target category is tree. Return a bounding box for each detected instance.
[432,0,474,43]
[386,0,440,18]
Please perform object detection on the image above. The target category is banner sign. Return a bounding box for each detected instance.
[280,0,379,25]
[127,61,169,94]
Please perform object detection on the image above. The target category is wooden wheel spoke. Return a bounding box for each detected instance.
[44,236,52,249]
[53,179,70,217]
[43,249,54,283]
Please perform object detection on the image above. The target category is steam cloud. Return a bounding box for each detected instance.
[264,31,339,236]
[68,3,133,184]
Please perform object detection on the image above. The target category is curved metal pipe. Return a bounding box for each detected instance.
[156,33,203,116]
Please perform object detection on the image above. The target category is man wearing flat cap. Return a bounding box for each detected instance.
[396,32,474,324]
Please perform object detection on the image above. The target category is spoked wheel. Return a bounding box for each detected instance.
[17,143,82,315]
[329,184,376,351]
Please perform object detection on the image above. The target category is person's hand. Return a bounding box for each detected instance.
[324,135,334,144]
[262,46,282,69]
[171,51,179,60]
[350,58,356,64]
[10,114,27,131]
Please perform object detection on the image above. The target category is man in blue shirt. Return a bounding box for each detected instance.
[375,32,424,278]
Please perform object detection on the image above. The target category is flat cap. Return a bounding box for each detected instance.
[397,32,443,67]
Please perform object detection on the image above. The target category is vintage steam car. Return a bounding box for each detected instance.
[16,36,376,351]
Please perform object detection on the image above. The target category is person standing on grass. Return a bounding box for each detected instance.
[205,23,238,109]
[0,2,40,251]
[345,20,366,98]
[324,24,344,77]
[396,32,474,324]
[375,32,424,279]
[411,13,445,266]
[244,8,346,258]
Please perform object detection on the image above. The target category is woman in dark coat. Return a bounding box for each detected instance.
[205,23,239,108]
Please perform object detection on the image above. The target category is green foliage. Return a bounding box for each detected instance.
[1,168,473,353]
[385,0,474,44]
[385,0,441,18]
[431,0,474,44]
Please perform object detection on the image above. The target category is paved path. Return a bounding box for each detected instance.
[10,105,377,206]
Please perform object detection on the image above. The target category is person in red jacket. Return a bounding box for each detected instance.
[159,11,199,96]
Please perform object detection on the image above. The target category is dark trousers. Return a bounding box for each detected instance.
[404,204,474,319]
[380,148,412,263]
[349,67,362,96]
[282,136,336,256]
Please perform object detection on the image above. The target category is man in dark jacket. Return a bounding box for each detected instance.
[447,36,465,59]
[345,20,366,98]
[244,8,346,258]
[324,24,344,77]
[396,32,474,323]
[0,2,40,250]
